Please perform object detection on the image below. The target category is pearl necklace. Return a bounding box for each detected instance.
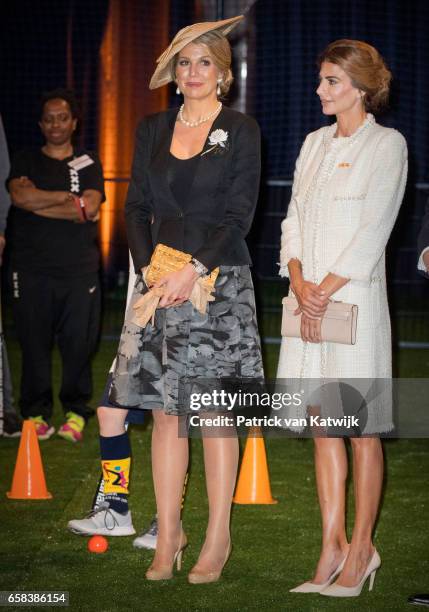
[178,102,222,128]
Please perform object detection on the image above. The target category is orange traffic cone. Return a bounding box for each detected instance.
[7,420,52,500]
[233,426,277,504]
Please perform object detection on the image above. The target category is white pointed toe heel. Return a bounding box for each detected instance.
[320,549,381,597]
[289,553,347,594]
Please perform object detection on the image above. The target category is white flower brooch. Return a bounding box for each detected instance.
[201,129,229,156]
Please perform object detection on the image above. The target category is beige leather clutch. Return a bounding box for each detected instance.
[281,296,358,345]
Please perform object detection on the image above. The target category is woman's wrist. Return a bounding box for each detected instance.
[184,262,200,281]
[189,257,208,278]
[318,273,349,298]
[288,259,303,293]
[291,276,304,295]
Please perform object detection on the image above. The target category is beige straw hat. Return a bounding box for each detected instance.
[149,15,244,90]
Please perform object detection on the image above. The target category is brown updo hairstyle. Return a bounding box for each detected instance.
[169,30,234,97]
[318,39,392,112]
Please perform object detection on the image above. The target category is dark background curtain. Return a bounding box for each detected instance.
[0,0,108,152]
[253,0,429,182]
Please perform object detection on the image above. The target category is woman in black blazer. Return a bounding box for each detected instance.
[103,16,263,583]
[125,104,260,275]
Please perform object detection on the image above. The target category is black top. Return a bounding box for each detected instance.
[168,153,200,210]
[126,106,261,273]
[7,148,105,277]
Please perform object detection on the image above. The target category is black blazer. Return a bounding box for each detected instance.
[417,197,429,279]
[125,106,261,273]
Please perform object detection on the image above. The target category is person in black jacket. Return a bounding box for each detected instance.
[7,89,104,442]
[74,16,264,583]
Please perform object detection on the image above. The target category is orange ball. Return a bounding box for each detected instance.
[88,535,109,554]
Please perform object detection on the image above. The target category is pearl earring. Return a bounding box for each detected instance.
[176,85,180,95]
[217,80,222,96]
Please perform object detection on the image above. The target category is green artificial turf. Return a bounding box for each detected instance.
[1,340,429,611]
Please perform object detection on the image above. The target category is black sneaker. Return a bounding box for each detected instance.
[2,413,22,438]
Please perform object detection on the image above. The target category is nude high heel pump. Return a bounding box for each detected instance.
[320,549,381,597]
[188,543,232,585]
[289,553,348,593]
[145,531,188,581]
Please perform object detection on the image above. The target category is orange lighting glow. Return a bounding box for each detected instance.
[97,0,169,270]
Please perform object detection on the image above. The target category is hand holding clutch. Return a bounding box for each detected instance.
[131,244,219,328]
[132,280,216,328]
[292,279,328,319]
[145,244,218,293]
[282,296,358,345]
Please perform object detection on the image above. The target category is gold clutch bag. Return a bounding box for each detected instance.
[281,296,358,345]
[132,244,219,328]
[145,244,219,290]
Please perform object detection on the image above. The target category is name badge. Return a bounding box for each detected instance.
[68,155,95,171]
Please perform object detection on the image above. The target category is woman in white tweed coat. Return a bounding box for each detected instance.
[278,40,407,597]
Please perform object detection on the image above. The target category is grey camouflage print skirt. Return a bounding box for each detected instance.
[108,265,264,415]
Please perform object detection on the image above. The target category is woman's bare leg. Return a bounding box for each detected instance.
[312,436,349,583]
[150,410,189,568]
[190,424,239,573]
[335,437,383,586]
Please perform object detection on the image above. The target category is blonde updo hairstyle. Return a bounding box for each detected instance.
[170,30,234,97]
[318,39,392,112]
